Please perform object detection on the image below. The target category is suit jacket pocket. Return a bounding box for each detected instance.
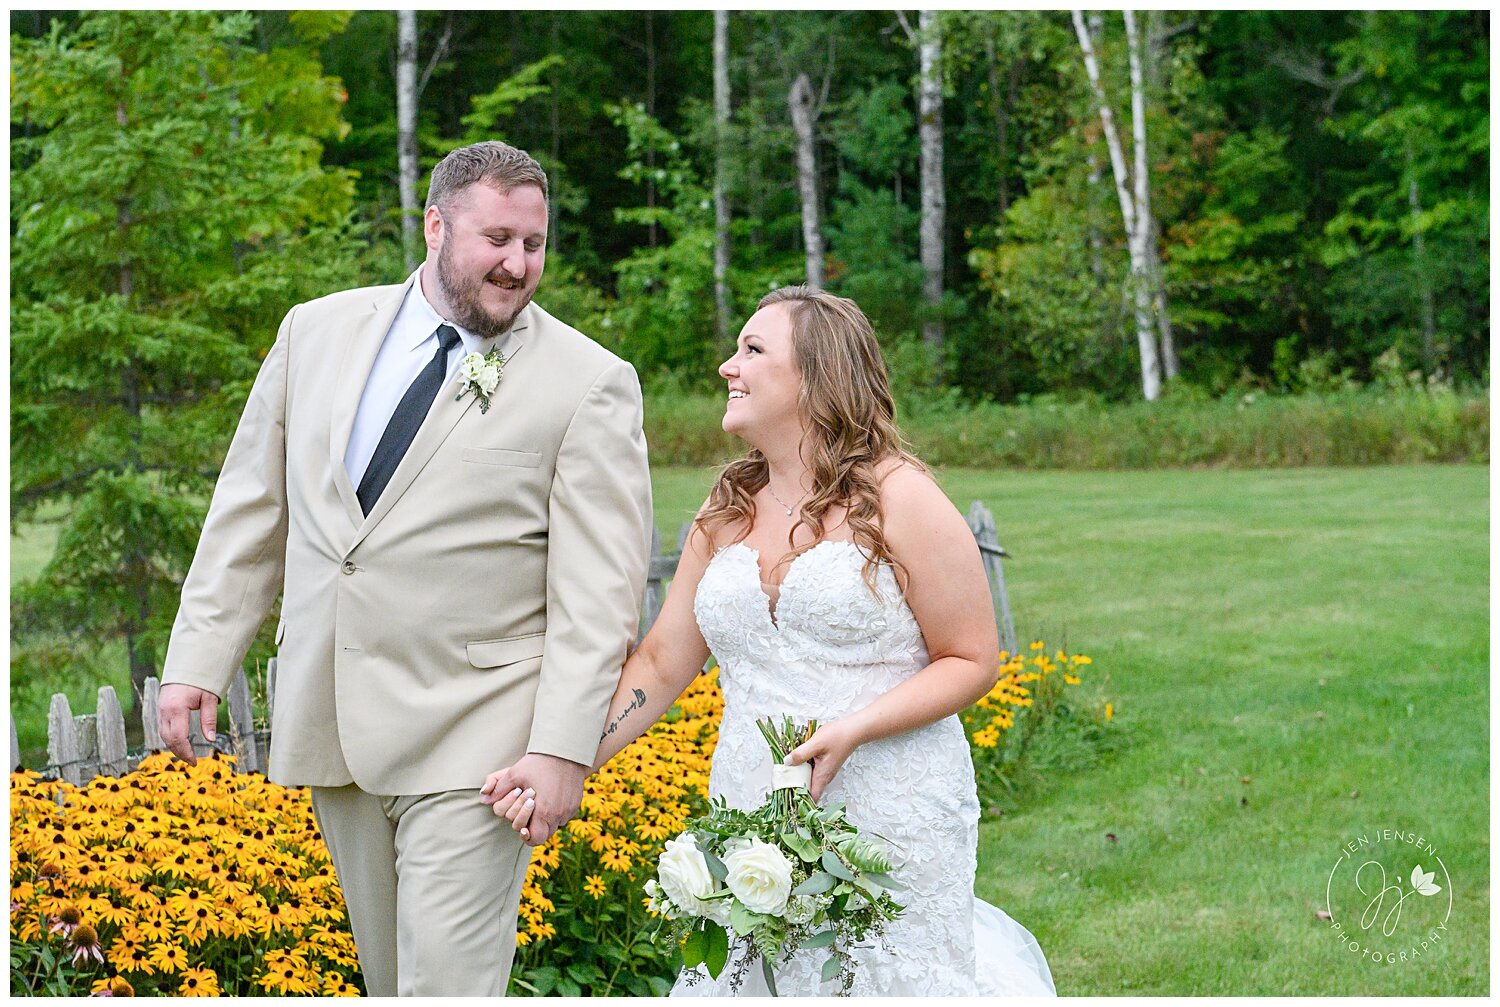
[462,447,542,468]
[466,631,547,669]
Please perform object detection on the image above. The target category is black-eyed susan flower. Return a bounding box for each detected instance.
[584,875,607,899]
[177,968,219,996]
[147,941,188,974]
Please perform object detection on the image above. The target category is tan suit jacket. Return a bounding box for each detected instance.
[161,275,652,794]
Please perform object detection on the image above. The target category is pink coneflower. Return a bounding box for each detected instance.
[48,904,82,936]
[70,923,105,966]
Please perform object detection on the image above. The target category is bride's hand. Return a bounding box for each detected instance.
[785,720,862,802]
[481,774,538,842]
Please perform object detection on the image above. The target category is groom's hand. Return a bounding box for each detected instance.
[159,684,219,767]
[480,753,588,845]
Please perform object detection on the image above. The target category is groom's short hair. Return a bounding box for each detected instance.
[426,141,548,211]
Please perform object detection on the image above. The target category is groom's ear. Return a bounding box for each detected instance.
[423,204,445,253]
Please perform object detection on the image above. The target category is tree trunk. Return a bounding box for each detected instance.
[117,96,153,720]
[714,11,733,346]
[1073,9,1161,401]
[1407,153,1438,374]
[788,72,825,289]
[645,12,658,249]
[986,32,1021,221]
[1124,10,1177,381]
[917,10,945,353]
[549,13,562,254]
[397,11,420,273]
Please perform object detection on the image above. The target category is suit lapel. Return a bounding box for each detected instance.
[345,305,532,553]
[329,278,415,527]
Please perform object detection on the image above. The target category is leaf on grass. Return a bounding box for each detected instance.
[1410,865,1442,896]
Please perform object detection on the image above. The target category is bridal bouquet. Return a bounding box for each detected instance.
[645,717,904,996]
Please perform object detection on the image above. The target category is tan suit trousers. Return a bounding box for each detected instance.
[309,786,530,997]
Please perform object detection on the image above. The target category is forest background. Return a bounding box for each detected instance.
[8,9,1489,745]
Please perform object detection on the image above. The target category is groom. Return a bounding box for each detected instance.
[157,141,652,996]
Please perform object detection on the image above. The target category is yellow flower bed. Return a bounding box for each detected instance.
[7,670,725,998]
[10,655,1098,996]
[961,641,1109,810]
[9,753,361,996]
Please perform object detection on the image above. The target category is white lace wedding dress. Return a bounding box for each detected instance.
[671,539,1056,997]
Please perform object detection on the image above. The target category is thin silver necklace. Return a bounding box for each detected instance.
[766,481,807,517]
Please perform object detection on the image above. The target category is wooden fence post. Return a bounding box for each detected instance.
[47,694,82,786]
[967,501,1018,657]
[141,677,164,753]
[639,524,665,638]
[95,686,130,778]
[266,658,277,721]
[227,668,259,774]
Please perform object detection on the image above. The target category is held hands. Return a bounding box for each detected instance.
[480,753,589,846]
[784,719,862,802]
[158,684,219,766]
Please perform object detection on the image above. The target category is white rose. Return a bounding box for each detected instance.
[723,838,794,917]
[460,353,485,380]
[479,363,501,391]
[656,835,718,916]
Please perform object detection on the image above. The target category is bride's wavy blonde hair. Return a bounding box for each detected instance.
[694,285,927,592]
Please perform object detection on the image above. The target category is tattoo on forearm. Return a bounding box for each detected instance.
[601,688,647,741]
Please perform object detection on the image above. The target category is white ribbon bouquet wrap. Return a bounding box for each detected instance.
[646,716,905,996]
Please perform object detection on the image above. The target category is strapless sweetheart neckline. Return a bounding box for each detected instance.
[711,538,862,628]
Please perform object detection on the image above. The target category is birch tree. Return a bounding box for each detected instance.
[397,10,419,271]
[713,11,733,343]
[1072,8,1165,400]
[788,71,826,289]
[900,10,947,352]
[1125,11,1178,379]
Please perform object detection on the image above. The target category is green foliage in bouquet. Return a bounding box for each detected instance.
[648,718,905,996]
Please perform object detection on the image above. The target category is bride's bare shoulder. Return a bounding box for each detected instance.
[875,457,966,546]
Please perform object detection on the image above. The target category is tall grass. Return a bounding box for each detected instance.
[645,388,1488,469]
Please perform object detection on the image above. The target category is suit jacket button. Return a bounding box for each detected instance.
[341,560,356,575]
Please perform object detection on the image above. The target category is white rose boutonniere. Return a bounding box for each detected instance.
[456,348,505,414]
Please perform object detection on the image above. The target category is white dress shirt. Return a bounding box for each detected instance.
[344,265,486,488]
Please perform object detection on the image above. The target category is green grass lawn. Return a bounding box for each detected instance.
[651,463,1488,995]
[11,464,1487,993]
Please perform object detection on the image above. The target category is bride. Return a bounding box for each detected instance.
[486,286,1055,996]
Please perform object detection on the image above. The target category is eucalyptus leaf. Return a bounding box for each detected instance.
[792,871,837,896]
[820,850,856,881]
[801,929,837,950]
[702,846,729,881]
[821,955,842,984]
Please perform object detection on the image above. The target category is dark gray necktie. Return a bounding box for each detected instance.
[357,324,462,515]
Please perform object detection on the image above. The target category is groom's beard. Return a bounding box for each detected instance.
[434,239,536,340]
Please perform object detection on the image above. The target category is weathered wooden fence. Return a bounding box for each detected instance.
[14,501,1014,782]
